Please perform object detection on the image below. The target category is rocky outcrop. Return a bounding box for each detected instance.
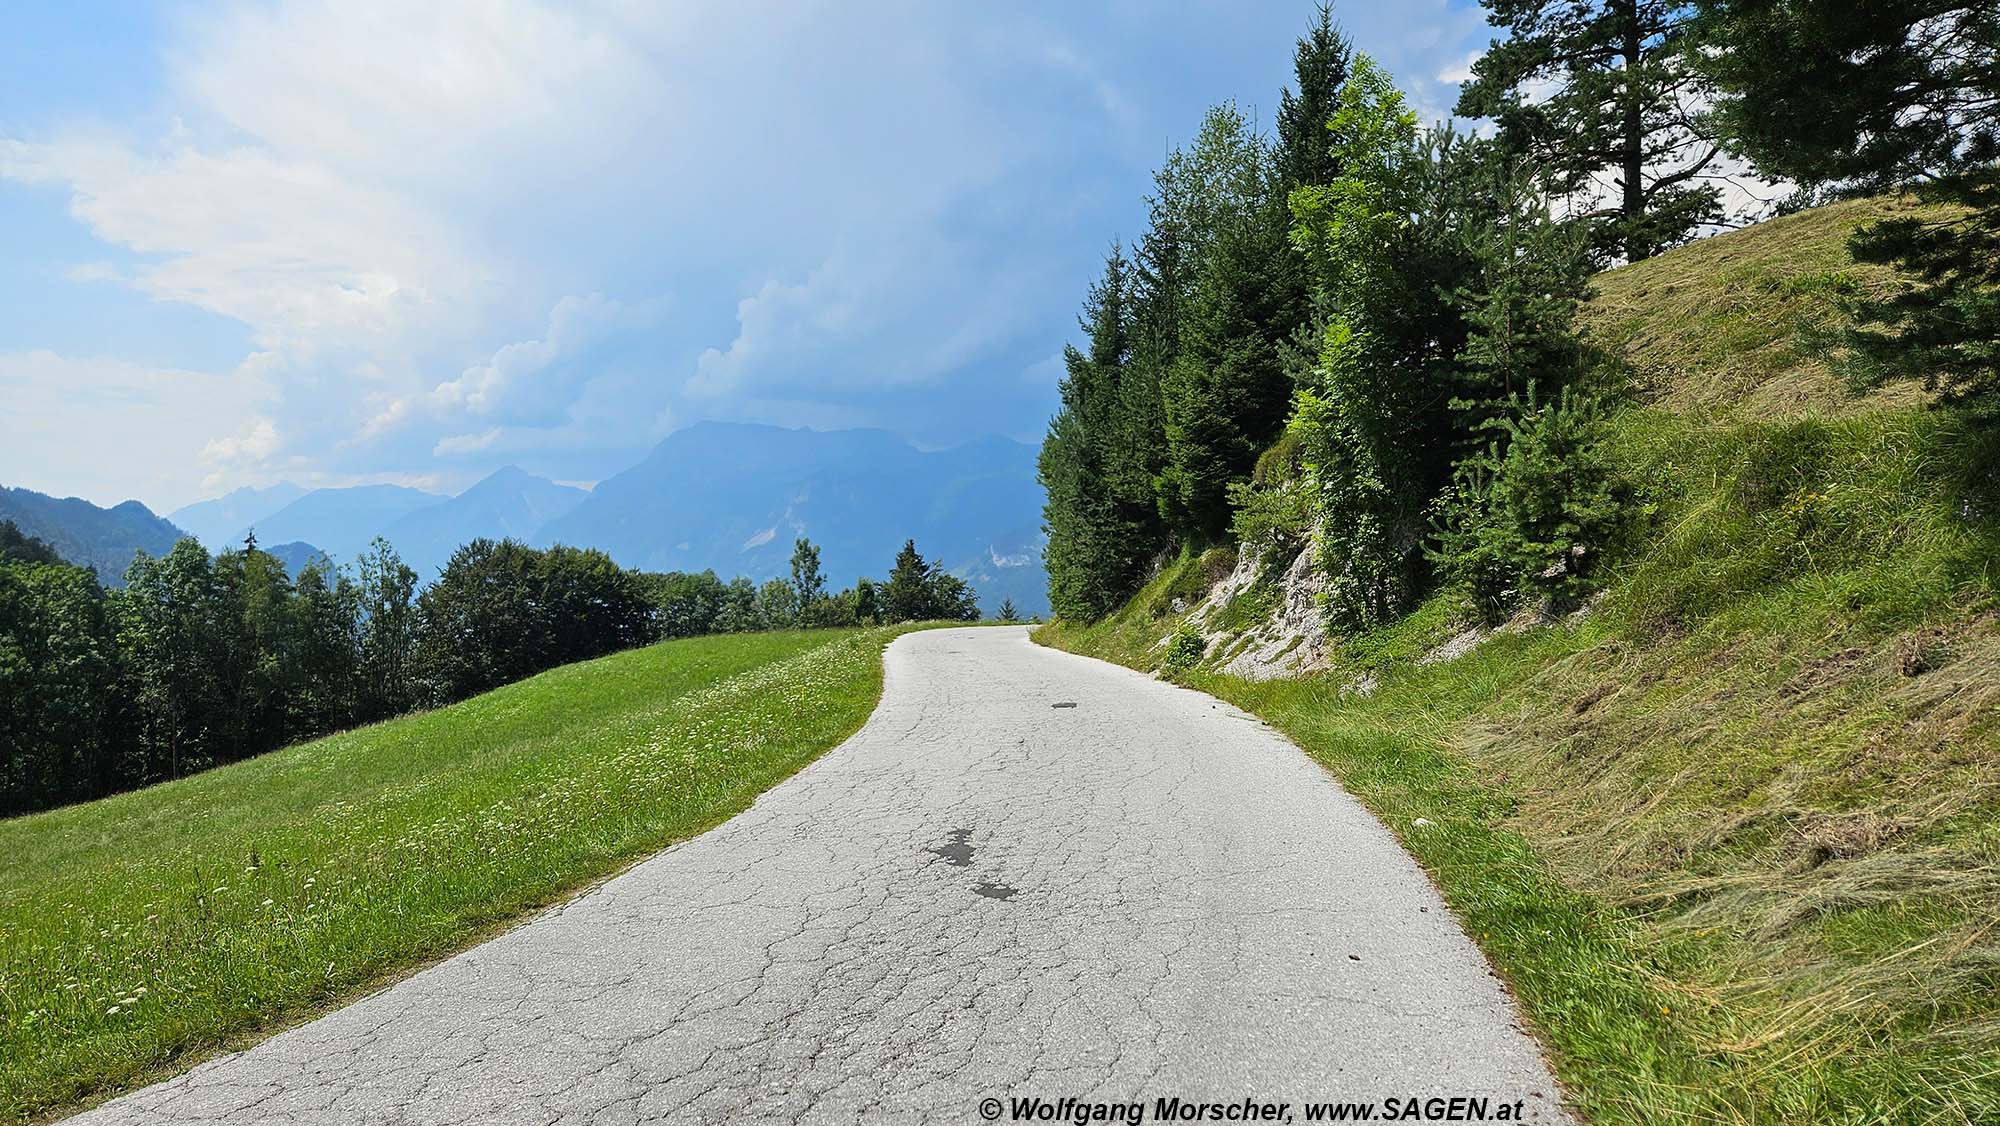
[1181,543,1335,681]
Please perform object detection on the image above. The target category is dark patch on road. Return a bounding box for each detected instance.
[973,882,1017,901]
[928,829,975,867]
[1051,701,1077,709]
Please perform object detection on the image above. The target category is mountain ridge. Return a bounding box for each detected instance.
[46,422,1050,613]
[0,487,186,584]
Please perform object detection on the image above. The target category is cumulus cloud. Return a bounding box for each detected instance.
[3,0,1500,507]
[431,294,669,423]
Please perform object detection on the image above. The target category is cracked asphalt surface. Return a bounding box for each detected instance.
[70,627,1567,1124]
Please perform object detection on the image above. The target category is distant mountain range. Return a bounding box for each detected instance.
[0,486,184,583]
[234,484,449,562]
[167,483,308,549]
[538,422,1047,615]
[382,467,587,578]
[5,422,1050,613]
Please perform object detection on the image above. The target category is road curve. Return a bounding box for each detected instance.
[71,627,1566,1125]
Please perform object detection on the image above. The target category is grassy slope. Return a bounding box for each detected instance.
[1041,201,2000,1124]
[0,627,909,1121]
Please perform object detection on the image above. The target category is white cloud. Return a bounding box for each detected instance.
[0,350,263,507]
[1438,50,1482,87]
[433,428,503,457]
[3,0,1505,504]
[430,294,667,424]
[201,417,280,464]
[3,137,484,352]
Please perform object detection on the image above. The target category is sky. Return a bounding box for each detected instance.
[0,0,1495,511]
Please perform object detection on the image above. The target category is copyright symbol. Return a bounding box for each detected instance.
[979,1097,1003,1120]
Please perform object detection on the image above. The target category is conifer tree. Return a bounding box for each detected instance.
[1694,0,2000,411]
[1158,105,1293,542]
[1449,151,1601,434]
[1277,4,1355,193]
[883,539,933,623]
[1041,248,1159,619]
[1273,4,1355,340]
[1110,168,1194,551]
[1457,0,1726,262]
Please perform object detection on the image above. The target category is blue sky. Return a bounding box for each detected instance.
[1,1,1492,510]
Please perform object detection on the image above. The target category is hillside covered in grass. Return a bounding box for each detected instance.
[0,627,907,1122]
[1040,201,2000,1123]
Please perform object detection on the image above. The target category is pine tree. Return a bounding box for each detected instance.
[997,597,1018,622]
[1694,0,2000,411]
[1457,0,1728,262]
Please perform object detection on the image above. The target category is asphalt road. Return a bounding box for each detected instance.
[72,627,1567,1125]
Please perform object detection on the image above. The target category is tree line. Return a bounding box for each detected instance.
[1041,0,1997,625]
[0,525,978,816]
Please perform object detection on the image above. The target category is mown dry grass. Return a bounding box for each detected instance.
[1580,196,1955,417]
[1043,196,2000,1122]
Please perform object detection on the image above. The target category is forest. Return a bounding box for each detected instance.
[1039,0,1997,629]
[0,526,979,815]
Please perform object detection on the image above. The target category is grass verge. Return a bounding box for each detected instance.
[1038,401,2000,1122]
[0,626,908,1122]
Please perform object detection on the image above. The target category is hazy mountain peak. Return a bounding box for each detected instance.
[536,423,1047,614]
[379,468,588,577]
[168,482,309,550]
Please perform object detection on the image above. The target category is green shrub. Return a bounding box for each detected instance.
[1228,477,1314,548]
[1433,386,1650,622]
[1198,545,1239,583]
[1159,625,1207,677]
[1144,547,1238,618]
[1145,554,1204,618]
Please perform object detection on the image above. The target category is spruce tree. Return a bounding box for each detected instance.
[1457,0,1727,262]
[1111,168,1195,551]
[1157,105,1294,542]
[1273,4,1355,341]
[1040,248,1159,620]
[1277,4,1355,193]
[883,539,933,623]
[1449,148,1601,434]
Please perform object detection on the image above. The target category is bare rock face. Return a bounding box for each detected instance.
[1166,542,1334,682]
